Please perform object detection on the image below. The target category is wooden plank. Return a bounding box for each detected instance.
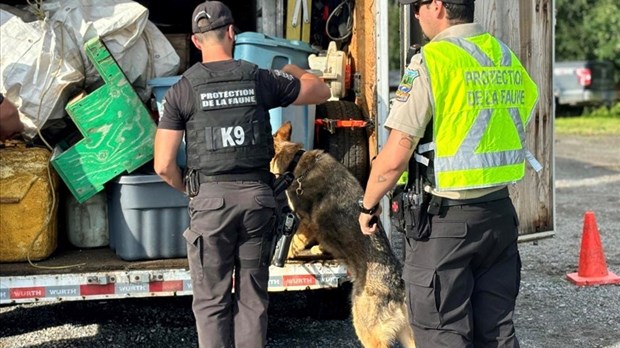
[476,0,554,235]
[284,0,310,42]
[350,0,378,159]
[0,248,187,277]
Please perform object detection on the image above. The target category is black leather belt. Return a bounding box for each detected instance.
[198,171,274,186]
[440,187,509,207]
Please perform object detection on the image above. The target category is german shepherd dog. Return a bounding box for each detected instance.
[271,122,415,348]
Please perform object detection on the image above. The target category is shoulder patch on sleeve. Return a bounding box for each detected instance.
[395,69,419,102]
[272,69,294,81]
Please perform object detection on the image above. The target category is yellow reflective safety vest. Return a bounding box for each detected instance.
[421,33,539,191]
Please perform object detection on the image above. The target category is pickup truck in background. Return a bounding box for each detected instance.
[554,60,618,113]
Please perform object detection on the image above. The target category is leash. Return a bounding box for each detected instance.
[293,154,321,196]
[273,150,305,196]
[272,149,322,197]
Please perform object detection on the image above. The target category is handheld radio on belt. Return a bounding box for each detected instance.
[390,159,433,241]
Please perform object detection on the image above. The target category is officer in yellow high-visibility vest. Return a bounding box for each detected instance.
[358,0,539,347]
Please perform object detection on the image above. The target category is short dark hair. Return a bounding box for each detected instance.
[444,2,474,24]
[195,24,228,41]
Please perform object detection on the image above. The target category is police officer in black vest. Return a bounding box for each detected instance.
[154,2,330,347]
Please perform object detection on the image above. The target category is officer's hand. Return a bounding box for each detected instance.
[359,208,381,235]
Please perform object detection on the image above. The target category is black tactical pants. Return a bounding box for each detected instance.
[183,181,276,348]
[404,197,522,348]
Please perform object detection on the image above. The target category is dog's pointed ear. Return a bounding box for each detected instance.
[274,121,292,142]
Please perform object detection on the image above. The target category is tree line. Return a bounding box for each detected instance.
[388,0,620,84]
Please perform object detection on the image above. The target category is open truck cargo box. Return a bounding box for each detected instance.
[0,0,553,305]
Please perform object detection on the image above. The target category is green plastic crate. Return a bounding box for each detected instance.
[51,37,156,203]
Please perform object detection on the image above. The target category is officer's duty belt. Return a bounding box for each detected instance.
[440,187,509,207]
[198,171,274,186]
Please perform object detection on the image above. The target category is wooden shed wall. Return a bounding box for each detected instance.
[476,0,555,236]
[349,0,377,130]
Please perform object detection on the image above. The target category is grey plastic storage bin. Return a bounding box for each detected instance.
[107,174,189,261]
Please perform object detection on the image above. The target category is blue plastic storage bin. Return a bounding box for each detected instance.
[234,32,316,69]
[149,75,182,118]
[234,32,317,149]
[270,105,316,149]
[148,76,186,167]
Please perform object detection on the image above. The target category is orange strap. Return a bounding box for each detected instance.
[314,118,368,129]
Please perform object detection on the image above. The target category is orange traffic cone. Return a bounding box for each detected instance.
[566,211,620,286]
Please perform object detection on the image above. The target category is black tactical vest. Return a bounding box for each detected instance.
[409,119,436,187]
[183,60,274,177]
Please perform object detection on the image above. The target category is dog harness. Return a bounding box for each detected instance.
[273,150,305,196]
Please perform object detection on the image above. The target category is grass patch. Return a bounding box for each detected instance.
[555,103,620,135]
[555,116,620,135]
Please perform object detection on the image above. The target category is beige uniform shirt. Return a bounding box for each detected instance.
[385,23,504,200]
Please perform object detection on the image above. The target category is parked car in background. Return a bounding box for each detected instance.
[553,60,617,113]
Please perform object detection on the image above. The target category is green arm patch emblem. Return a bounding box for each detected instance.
[395,69,419,102]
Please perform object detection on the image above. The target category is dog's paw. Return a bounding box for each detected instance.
[287,244,302,259]
[309,245,325,255]
[287,237,307,258]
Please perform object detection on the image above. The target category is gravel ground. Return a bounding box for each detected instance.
[1,133,619,348]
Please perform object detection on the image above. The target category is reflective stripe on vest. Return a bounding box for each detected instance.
[422,33,539,190]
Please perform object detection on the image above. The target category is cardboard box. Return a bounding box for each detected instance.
[165,33,191,74]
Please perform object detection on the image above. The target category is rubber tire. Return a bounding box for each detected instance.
[315,101,369,187]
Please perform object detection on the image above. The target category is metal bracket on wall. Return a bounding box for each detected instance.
[353,73,362,98]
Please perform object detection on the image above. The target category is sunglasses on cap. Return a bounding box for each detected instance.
[414,0,434,14]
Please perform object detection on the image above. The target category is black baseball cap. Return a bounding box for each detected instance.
[192,1,235,34]
[399,0,474,4]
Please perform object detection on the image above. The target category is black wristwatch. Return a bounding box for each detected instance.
[358,196,378,215]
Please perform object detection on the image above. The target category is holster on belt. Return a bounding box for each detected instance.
[390,159,435,240]
[185,169,200,197]
[405,190,432,241]
[271,205,299,267]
